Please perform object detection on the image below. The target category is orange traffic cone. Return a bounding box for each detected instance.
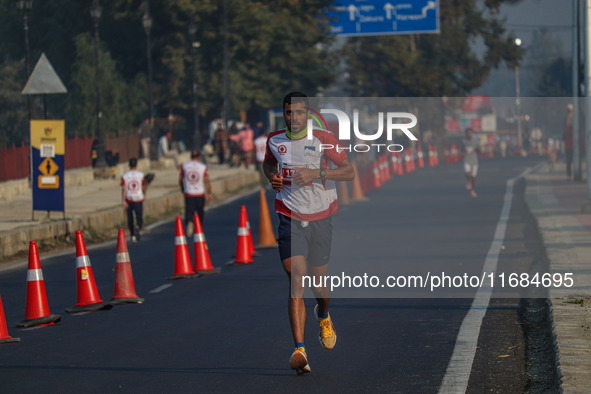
[361,164,370,194]
[193,213,221,275]
[434,146,440,166]
[0,292,20,344]
[372,160,381,189]
[234,205,254,264]
[338,181,351,206]
[390,151,397,174]
[256,188,278,249]
[350,162,367,201]
[383,155,391,181]
[17,241,61,327]
[417,145,425,168]
[111,229,144,304]
[169,217,200,279]
[66,231,112,313]
[244,207,261,257]
[397,152,404,176]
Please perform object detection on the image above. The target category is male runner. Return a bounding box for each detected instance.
[263,92,355,375]
[121,158,148,242]
[462,127,479,198]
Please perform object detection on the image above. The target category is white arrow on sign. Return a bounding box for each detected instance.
[384,3,394,19]
[348,4,358,21]
[422,1,436,17]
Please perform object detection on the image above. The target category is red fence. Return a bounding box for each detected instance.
[65,134,94,170]
[0,133,140,183]
[0,142,30,182]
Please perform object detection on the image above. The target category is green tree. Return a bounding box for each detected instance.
[342,0,523,97]
[0,59,28,147]
[66,33,147,138]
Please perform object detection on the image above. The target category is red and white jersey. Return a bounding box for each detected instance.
[265,128,347,221]
[121,170,145,202]
[254,135,267,163]
[180,160,208,197]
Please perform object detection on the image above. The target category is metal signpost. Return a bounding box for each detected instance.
[22,53,68,219]
[327,0,439,36]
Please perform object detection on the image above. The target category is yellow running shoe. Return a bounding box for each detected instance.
[290,347,311,375]
[315,304,337,350]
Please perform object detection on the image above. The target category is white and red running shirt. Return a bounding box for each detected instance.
[180,160,208,197]
[121,170,146,203]
[265,128,347,221]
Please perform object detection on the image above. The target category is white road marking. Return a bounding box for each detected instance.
[438,168,530,393]
[149,284,172,294]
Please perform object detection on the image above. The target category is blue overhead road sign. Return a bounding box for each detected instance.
[328,0,439,36]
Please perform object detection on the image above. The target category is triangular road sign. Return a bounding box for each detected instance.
[22,53,67,95]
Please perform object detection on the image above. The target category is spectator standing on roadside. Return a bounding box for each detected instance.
[158,130,175,158]
[121,158,148,242]
[213,123,228,165]
[562,104,574,179]
[138,118,152,159]
[253,121,264,137]
[179,150,212,237]
[254,130,268,188]
[238,124,255,168]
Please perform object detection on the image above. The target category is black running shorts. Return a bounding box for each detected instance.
[277,213,333,266]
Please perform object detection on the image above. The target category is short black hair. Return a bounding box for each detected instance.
[129,158,138,167]
[191,150,200,159]
[283,91,308,109]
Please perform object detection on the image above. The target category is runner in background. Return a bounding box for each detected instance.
[179,150,212,237]
[462,127,479,198]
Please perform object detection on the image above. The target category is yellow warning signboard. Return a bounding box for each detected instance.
[37,157,60,189]
[31,120,65,210]
[39,157,59,176]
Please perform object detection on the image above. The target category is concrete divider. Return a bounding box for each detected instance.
[0,170,259,261]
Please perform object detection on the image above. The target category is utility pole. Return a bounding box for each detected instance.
[574,0,582,181]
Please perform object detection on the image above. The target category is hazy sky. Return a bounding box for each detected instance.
[477,0,574,96]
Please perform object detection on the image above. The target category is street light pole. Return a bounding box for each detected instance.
[189,20,201,150]
[222,0,230,130]
[514,38,523,154]
[573,0,582,182]
[91,0,107,169]
[16,0,33,121]
[143,1,157,161]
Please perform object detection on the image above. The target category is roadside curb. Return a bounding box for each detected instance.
[524,169,591,392]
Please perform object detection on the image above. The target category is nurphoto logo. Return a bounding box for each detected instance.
[306,108,418,153]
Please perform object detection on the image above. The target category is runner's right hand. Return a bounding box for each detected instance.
[271,172,283,191]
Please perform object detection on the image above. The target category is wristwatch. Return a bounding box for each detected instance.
[319,169,327,179]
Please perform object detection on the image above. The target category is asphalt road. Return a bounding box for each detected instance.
[0,156,546,393]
